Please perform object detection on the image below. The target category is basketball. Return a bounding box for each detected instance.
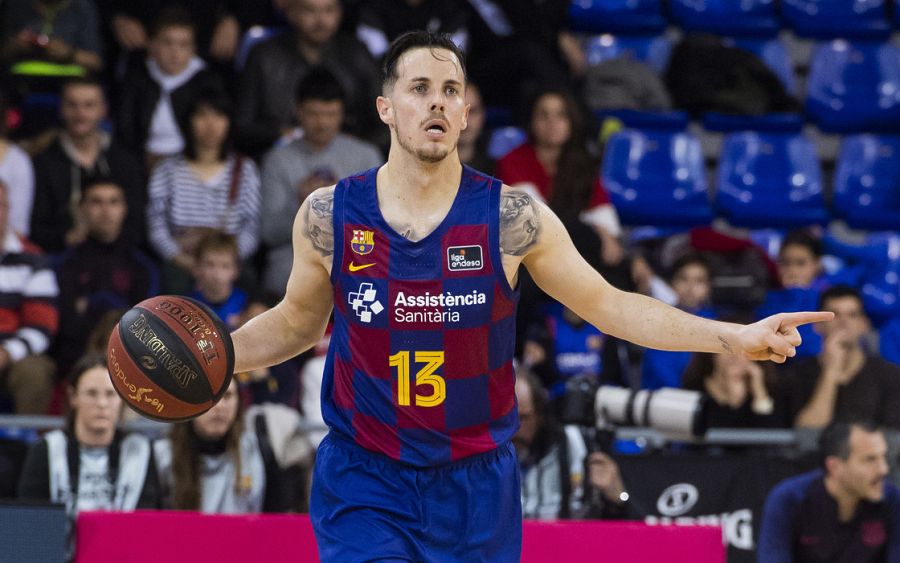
[106,295,234,422]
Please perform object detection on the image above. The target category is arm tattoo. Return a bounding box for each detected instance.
[500,191,540,256]
[305,189,334,256]
[718,336,734,354]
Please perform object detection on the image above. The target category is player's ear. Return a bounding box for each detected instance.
[461,100,469,131]
[376,96,394,126]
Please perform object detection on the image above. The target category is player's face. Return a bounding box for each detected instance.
[297,99,343,149]
[70,366,122,437]
[61,85,106,139]
[834,428,889,503]
[193,380,239,440]
[530,93,571,150]
[672,263,710,311]
[778,244,820,288]
[150,25,195,76]
[190,105,230,152]
[379,47,468,164]
[81,184,127,243]
[194,249,239,303]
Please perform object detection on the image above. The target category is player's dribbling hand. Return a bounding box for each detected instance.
[735,311,834,363]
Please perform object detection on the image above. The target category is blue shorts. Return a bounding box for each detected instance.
[310,432,522,562]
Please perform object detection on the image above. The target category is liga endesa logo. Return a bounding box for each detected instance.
[447,245,483,271]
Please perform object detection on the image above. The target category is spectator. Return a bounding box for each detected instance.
[154,379,313,513]
[682,352,784,428]
[522,301,605,412]
[116,7,226,167]
[53,179,158,373]
[1,0,103,74]
[190,232,250,330]
[758,422,900,563]
[259,66,381,298]
[0,180,58,414]
[495,88,623,267]
[515,371,634,520]
[457,82,493,174]
[355,0,469,60]
[30,77,146,254]
[465,0,578,108]
[235,0,380,156]
[0,90,34,235]
[146,88,261,294]
[641,254,714,390]
[757,229,827,358]
[16,354,161,518]
[782,286,900,430]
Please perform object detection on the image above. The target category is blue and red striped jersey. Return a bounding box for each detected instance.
[322,166,520,467]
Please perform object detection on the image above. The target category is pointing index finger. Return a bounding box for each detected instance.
[779,311,835,330]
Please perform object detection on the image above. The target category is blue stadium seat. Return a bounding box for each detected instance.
[716,131,828,228]
[585,33,672,74]
[727,37,797,95]
[782,0,891,38]
[702,112,804,133]
[601,128,714,227]
[568,0,666,34]
[862,258,900,324]
[487,127,527,160]
[833,135,900,230]
[806,40,900,133]
[235,26,285,71]
[668,0,779,37]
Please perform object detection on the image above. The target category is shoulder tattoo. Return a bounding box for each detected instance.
[305,189,334,256]
[500,191,540,256]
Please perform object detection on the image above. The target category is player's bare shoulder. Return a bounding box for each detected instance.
[301,185,336,257]
[499,185,541,258]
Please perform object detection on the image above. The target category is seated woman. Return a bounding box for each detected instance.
[17,353,160,514]
[495,88,622,266]
[681,352,786,429]
[146,88,261,294]
[153,379,312,513]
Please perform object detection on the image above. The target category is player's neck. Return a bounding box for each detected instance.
[382,147,463,203]
[824,475,861,522]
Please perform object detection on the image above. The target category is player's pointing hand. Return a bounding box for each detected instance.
[735,311,835,363]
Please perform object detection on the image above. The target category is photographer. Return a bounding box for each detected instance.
[514,371,639,520]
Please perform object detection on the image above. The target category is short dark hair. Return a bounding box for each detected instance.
[180,88,234,161]
[381,31,466,92]
[295,66,345,105]
[818,284,864,311]
[81,177,124,201]
[780,228,823,258]
[670,253,710,283]
[819,421,882,469]
[152,6,196,38]
[61,75,105,98]
[193,231,239,262]
[65,353,111,433]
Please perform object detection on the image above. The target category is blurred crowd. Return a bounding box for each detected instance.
[0,0,898,551]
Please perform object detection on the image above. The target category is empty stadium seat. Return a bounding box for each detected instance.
[568,0,666,34]
[585,33,672,74]
[727,37,797,95]
[602,128,714,227]
[669,0,779,37]
[805,40,900,133]
[862,258,900,324]
[487,127,527,160]
[716,131,828,228]
[833,135,900,230]
[782,0,891,38]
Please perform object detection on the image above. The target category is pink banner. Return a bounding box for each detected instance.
[76,511,724,562]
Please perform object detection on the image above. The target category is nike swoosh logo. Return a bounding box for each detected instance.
[348,262,375,272]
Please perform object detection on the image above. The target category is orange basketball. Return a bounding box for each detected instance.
[106,295,234,422]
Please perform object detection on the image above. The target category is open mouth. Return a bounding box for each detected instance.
[424,120,448,135]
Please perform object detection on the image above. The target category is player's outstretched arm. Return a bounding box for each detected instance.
[516,193,832,362]
[232,187,336,373]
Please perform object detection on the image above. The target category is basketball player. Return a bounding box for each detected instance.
[231,31,833,561]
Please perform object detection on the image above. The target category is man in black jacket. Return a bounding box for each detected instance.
[30,77,146,254]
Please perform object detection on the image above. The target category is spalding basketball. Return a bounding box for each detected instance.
[107,295,234,422]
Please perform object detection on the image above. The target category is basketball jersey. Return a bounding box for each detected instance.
[323,165,520,467]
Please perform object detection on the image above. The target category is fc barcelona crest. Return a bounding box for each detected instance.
[351,230,375,255]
